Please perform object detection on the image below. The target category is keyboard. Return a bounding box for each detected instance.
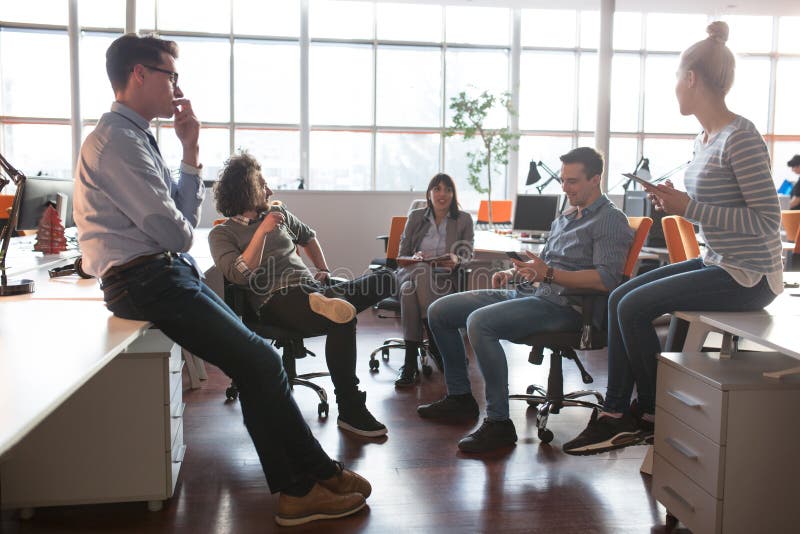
[519,236,547,244]
[475,222,512,231]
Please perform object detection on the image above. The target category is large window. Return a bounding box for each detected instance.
[2,2,798,197]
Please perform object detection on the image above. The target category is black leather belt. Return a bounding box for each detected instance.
[101,252,179,285]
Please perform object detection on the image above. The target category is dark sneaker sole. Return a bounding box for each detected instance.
[563,431,646,456]
[337,419,388,438]
[274,501,366,526]
[457,439,517,453]
[417,409,479,421]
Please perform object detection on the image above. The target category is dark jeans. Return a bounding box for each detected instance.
[257,270,396,400]
[604,258,777,414]
[101,254,335,493]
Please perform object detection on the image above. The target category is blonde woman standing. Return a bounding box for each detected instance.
[565,21,783,455]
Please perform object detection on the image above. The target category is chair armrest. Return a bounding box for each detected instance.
[376,234,389,252]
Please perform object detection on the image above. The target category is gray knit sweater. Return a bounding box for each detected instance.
[208,204,316,311]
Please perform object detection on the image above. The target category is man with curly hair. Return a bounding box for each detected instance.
[210,151,395,438]
[74,34,371,526]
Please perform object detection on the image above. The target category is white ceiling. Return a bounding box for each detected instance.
[367,0,800,17]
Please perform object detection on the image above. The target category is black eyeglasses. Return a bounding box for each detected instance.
[140,64,179,86]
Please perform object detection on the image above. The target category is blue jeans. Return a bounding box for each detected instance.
[604,258,777,414]
[101,254,334,493]
[427,289,582,420]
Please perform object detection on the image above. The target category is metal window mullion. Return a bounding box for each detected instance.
[300,0,310,188]
[229,2,235,156]
[507,8,521,202]
[68,0,81,174]
[766,16,779,159]
[440,5,447,174]
[371,12,377,191]
[125,0,135,33]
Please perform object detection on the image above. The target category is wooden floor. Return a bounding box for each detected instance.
[1,312,686,533]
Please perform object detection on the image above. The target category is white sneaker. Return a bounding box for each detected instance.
[309,292,356,324]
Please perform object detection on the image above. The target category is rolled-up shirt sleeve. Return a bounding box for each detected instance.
[173,161,205,227]
[209,224,252,287]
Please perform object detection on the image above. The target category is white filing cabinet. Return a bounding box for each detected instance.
[0,330,185,512]
[653,352,800,534]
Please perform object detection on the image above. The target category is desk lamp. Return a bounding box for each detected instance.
[0,152,35,296]
[526,160,561,194]
[621,156,650,191]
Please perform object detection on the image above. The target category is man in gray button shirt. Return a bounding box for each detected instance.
[416,147,634,454]
[73,34,369,526]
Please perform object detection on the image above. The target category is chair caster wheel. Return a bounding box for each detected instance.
[421,364,433,377]
[538,428,554,443]
[381,349,390,361]
[369,359,379,372]
[318,402,329,418]
[225,386,239,401]
[525,385,541,407]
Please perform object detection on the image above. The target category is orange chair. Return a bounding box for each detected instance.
[509,217,653,443]
[787,226,800,272]
[780,210,800,243]
[661,215,700,263]
[0,194,12,217]
[476,199,513,225]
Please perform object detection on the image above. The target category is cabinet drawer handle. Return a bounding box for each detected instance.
[667,389,703,408]
[662,485,695,512]
[665,437,698,460]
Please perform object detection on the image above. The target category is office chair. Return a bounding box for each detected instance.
[211,218,330,417]
[222,278,331,417]
[475,199,513,230]
[661,215,700,263]
[781,210,800,242]
[786,226,800,272]
[368,215,467,375]
[371,200,426,269]
[508,217,652,444]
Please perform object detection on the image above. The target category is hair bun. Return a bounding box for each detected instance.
[706,21,729,44]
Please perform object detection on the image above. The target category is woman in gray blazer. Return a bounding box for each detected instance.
[395,173,474,387]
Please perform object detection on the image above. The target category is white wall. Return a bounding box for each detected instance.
[199,190,426,276]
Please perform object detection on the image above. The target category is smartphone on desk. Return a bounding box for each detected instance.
[622,173,657,191]
[506,251,526,262]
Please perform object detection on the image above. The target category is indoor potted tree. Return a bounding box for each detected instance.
[446,89,519,227]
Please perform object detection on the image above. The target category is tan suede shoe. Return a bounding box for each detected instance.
[308,292,356,324]
[275,483,365,527]
[318,462,372,499]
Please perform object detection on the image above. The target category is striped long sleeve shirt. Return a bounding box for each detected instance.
[683,115,783,294]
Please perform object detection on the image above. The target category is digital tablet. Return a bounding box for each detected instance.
[622,173,657,191]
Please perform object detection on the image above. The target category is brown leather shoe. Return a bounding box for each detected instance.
[275,483,365,527]
[318,461,372,499]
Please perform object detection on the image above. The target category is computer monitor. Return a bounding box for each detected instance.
[16,176,75,231]
[623,190,665,247]
[512,194,561,236]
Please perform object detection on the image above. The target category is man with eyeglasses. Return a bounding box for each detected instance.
[73,33,370,526]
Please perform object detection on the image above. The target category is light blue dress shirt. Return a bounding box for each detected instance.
[74,102,204,277]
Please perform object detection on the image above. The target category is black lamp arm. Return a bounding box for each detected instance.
[535,161,561,194]
[0,152,28,283]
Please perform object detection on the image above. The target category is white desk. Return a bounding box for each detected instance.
[0,300,148,458]
[0,233,215,513]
